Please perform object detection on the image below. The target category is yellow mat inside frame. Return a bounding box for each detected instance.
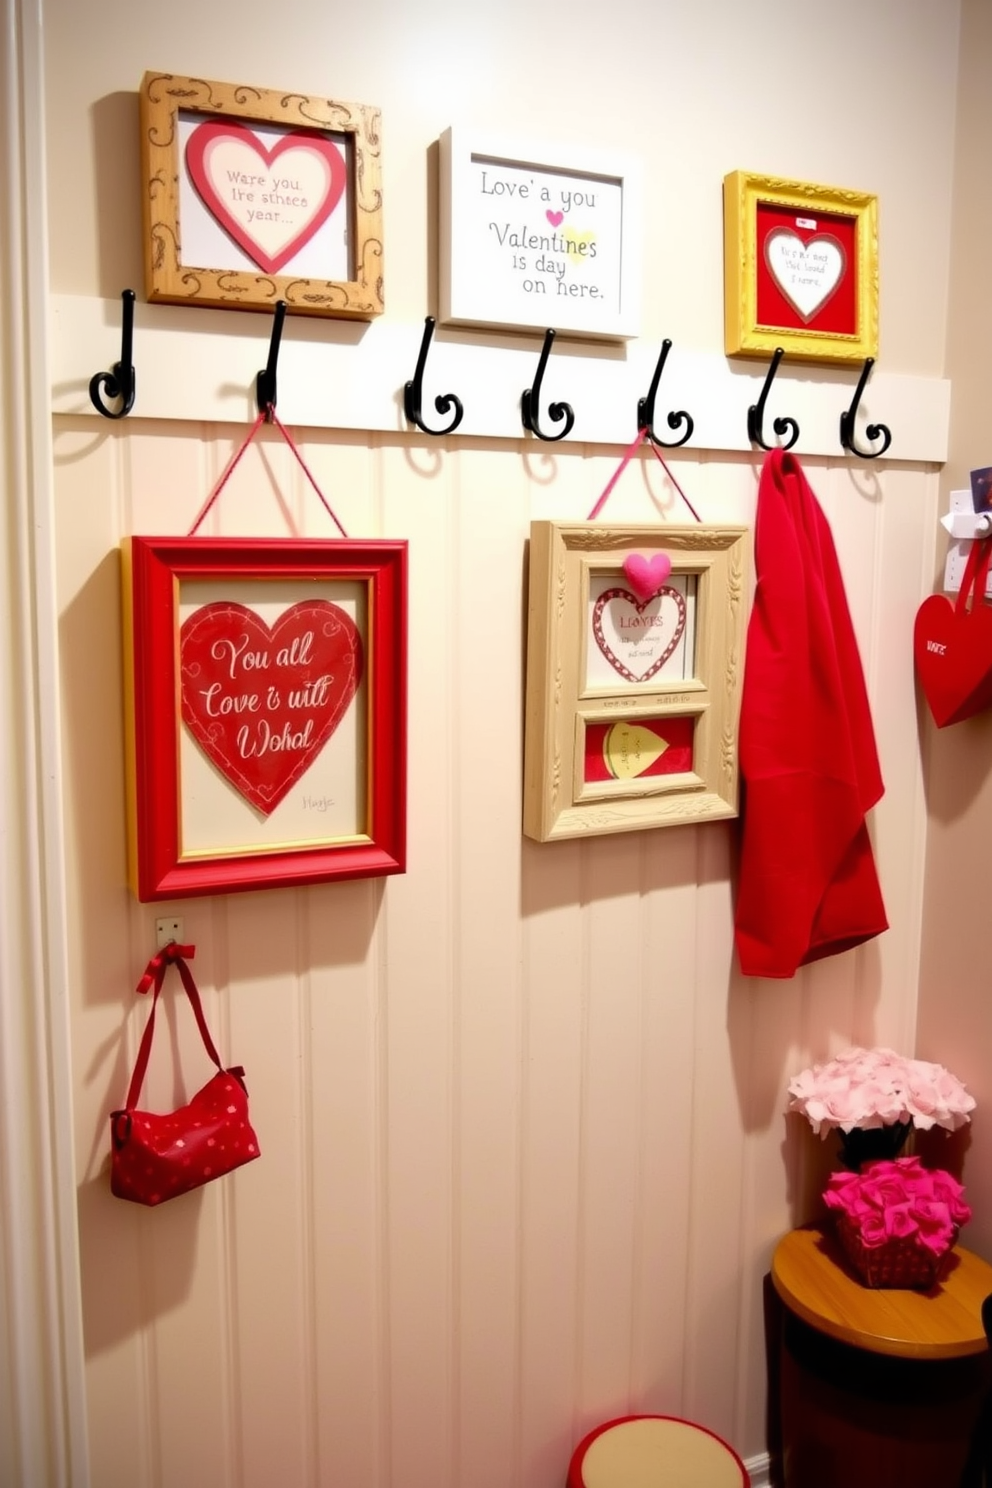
[578,1417,746,1488]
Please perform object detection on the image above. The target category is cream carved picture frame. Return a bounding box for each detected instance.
[523,522,749,841]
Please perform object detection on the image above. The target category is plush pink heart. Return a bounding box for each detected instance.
[546,210,564,228]
[622,552,673,605]
[180,600,363,814]
[184,121,348,275]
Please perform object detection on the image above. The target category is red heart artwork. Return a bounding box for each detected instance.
[180,601,363,814]
[185,121,348,275]
[914,536,992,729]
[913,595,992,728]
[592,586,687,684]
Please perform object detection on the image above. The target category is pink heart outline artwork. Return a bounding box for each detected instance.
[184,120,348,276]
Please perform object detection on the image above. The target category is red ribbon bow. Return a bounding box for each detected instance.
[136,941,196,995]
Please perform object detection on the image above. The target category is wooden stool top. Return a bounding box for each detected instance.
[772,1225,992,1359]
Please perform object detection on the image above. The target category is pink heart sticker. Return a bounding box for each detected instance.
[546,210,564,228]
[622,552,673,605]
[185,121,348,276]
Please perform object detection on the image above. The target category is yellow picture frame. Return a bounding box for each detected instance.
[140,71,383,319]
[723,170,878,365]
[523,522,749,842]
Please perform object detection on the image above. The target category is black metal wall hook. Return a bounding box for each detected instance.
[747,347,799,451]
[89,289,136,419]
[637,338,693,448]
[255,300,287,421]
[403,317,464,436]
[839,357,892,459]
[521,328,575,442]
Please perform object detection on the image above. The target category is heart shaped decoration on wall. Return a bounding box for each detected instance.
[180,600,363,815]
[602,721,671,780]
[592,586,687,684]
[764,229,846,322]
[913,593,992,728]
[622,552,673,605]
[185,121,348,275]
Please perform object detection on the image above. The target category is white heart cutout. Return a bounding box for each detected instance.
[592,587,687,684]
[764,229,845,322]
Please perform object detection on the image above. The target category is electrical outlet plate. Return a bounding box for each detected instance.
[155,916,184,948]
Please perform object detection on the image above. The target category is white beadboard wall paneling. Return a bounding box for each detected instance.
[732,974,803,1455]
[518,837,585,1485]
[221,893,310,1488]
[628,826,699,1414]
[576,836,651,1417]
[54,422,141,1488]
[451,447,528,1488]
[682,823,747,1445]
[307,877,386,1488]
[54,295,951,462]
[377,442,457,1488]
[54,423,940,1485]
[861,463,937,1055]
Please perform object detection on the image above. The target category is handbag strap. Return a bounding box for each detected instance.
[956,536,992,615]
[124,942,225,1111]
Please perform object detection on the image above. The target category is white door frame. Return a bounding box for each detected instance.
[0,0,90,1482]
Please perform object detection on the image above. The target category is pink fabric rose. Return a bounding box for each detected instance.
[822,1157,971,1258]
[788,1047,975,1136]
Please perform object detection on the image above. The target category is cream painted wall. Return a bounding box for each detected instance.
[44,0,960,369]
[918,0,992,1260]
[41,2,964,1486]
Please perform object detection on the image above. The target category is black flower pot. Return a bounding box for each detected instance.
[837,1121,912,1171]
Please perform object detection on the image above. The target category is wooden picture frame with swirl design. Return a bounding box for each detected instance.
[140,71,383,319]
[523,522,748,841]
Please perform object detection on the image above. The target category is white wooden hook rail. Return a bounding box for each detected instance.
[53,293,951,464]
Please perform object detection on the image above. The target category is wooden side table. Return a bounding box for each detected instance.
[769,1226,992,1488]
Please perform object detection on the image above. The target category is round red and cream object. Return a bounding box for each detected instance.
[567,1414,748,1488]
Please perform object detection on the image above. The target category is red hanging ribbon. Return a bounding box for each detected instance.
[136,941,197,995]
[187,405,349,538]
[587,427,701,523]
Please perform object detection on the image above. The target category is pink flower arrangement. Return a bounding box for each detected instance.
[788,1045,975,1136]
[823,1156,971,1257]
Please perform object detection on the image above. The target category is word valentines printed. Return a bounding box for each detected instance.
[477,161,620,314]
[440,130,641,337]
[180,600,363,815]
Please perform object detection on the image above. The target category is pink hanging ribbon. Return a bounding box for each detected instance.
[188,405,348,538]
[586,426,700,523]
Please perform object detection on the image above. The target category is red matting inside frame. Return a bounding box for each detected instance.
[584,715,694,784]
[755,201,857,336]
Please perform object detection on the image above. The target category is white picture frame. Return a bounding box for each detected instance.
[438,128,642,340]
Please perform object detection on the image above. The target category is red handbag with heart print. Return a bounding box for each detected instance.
[110,942,260,1206]
[914,536,992,728]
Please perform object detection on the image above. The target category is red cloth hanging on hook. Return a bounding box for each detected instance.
[734,448,887,978]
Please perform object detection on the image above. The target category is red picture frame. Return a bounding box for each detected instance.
[122,536,407,901]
